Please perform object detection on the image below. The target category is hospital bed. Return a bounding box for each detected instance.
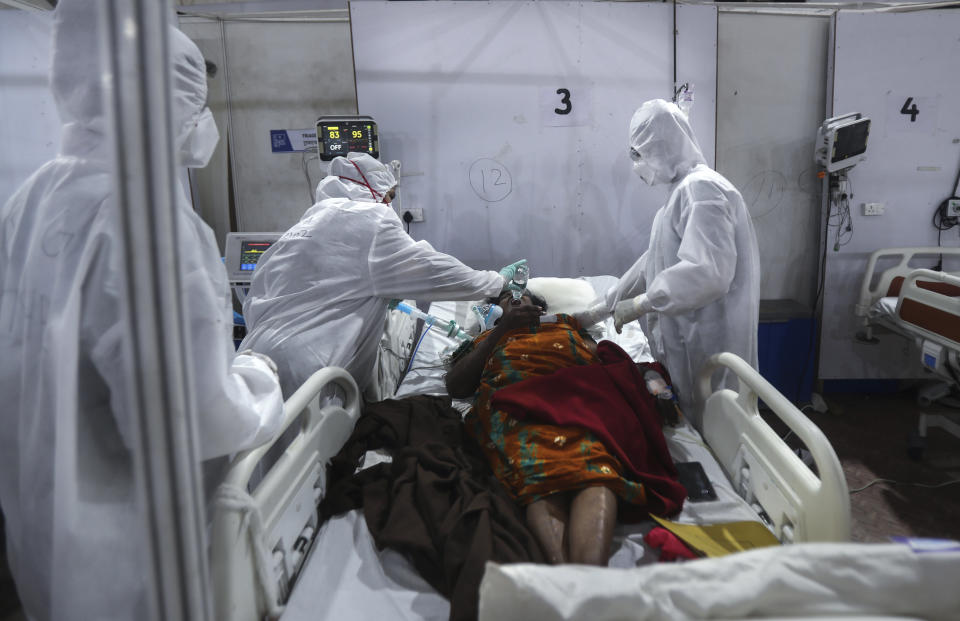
[210,276,862,621]
[854,247,960,452]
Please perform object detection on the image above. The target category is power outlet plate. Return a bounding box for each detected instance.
[947,199,960,218]
[405,208,424,222]
[862,202,885,216]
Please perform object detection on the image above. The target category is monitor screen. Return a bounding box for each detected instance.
[318,119,378,161]
[239,240,274,272]
[832,119,870,164]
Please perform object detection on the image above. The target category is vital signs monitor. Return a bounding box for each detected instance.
[816,113,871,173]
[225,232,282,285]
[316,115,379,161]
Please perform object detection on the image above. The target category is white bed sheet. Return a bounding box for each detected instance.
[480,542,960,621]
[869,296,899,322]
[284,509,449,621]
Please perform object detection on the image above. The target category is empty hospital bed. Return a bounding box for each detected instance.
[208,276,957,620]
[855,246,960,452]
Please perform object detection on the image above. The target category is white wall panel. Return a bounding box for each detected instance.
[820,8,960,379]
[717,11,830,308]
[180,14,358,244]
[351,1,717,278]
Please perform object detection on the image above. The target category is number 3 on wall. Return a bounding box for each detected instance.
[555,88,572,115]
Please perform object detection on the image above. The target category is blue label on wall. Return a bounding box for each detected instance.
[271,130,293,152]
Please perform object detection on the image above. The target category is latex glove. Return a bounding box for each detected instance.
[238,349,279,377]
[572,302,611,326]
[613,293,653,334]
[498,259,528,285]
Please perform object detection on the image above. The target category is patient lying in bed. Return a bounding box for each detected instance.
[446,290,685,566]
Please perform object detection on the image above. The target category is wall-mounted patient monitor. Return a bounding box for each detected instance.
[816,113,871,172]
[224,232,282,285]
[316,115,379,161]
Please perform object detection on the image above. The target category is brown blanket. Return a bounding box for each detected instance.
[319,395,545,621]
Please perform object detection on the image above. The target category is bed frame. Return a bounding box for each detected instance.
[854,246,960,451]
[210,351,850,619]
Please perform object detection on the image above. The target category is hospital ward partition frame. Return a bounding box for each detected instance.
[208,352,850,620]
[855,246,960,449]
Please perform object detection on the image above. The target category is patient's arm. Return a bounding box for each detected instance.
[445,301,543,398]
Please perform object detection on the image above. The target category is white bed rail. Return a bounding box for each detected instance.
[895,268,960,350]
[210,367,361,621]
[698,353,850,543]
[855,246,960,318]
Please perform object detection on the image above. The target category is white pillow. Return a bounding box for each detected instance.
[461,277,599,335]
[525,277,598,315]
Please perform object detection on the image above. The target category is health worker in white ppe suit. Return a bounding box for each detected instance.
[240,151,525,399]
[0,5,284,619]
[604,99,760,429]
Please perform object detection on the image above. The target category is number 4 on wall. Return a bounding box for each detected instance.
[900,97,919,122]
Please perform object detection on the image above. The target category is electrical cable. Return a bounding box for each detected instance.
[393,321,435,394]
[849,477,960,494]
[796,171,853,403]
[405,322,434,375]
[795,175,834,403]
[931,196,960,270]
[301,146,319,204]
[930,157,960,270]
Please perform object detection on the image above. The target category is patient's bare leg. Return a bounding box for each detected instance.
[526,493,569,564]
[568,486,616,565]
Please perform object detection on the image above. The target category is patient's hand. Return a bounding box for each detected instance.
[498,301,543,331]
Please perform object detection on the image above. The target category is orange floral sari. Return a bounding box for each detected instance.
[457,315,648,507]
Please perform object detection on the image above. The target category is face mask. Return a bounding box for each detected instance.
[633,159,657,186]
[180,107,219,168]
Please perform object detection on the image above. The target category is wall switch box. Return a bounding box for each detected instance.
[947,199,960,218]
[862,202,885,216]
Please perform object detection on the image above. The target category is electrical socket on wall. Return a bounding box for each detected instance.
[404,208,424,222]
[862,202,885,216]
[947,198,960,218]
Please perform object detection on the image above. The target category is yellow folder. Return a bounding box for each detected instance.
[651,515,781,558]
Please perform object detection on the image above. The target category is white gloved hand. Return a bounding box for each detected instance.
[572,302,610,327]
[613,294,653,334]
[239,349,280,378]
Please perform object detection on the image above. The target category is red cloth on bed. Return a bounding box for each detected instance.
[644,527,699,561]
[491,340,687,517]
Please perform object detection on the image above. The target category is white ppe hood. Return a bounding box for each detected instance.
[628,98,706,186]
[314,151,398,204]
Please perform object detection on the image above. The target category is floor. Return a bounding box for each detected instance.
[789,391,960,543]
[1,391,959,618]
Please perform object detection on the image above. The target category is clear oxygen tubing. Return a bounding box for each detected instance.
[389,300,470,341]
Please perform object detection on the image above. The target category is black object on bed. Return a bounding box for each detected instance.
[319,395,546,621]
